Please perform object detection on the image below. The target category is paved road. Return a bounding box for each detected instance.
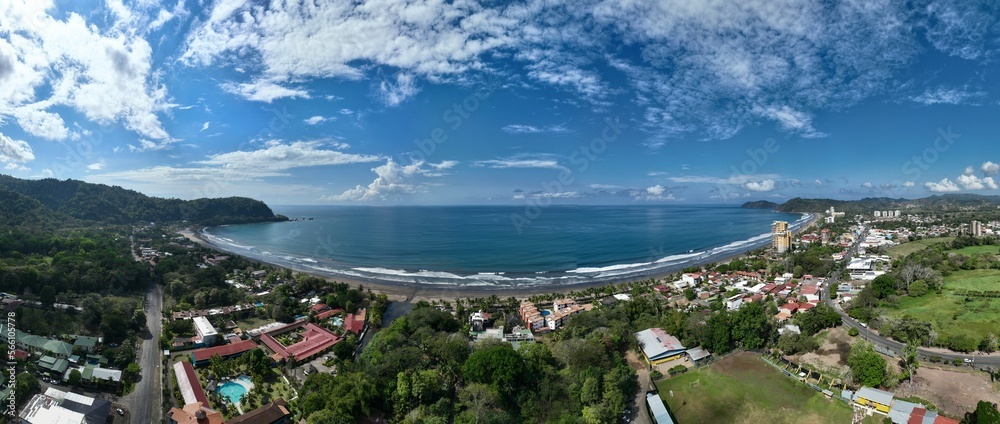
[822,229,1000,370]
[120,283,164,424]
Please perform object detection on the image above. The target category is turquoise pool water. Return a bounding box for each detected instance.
[216,376,251,404]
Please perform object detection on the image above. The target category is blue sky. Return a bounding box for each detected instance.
[2,0,1000,205]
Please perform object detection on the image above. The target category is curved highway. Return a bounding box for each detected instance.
[821,230,999,370]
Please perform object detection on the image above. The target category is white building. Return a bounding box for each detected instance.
[192,316,218,346]
[726,294,743,311]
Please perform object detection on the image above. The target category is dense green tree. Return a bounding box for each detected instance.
[871,274,897,299]
[68,369,82,386]
[848,342,887,387]
[964,401,1000,424]
[731,302,773,349]
[463,343,527,400]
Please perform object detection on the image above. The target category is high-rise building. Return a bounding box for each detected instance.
[972,220,983,237]
[772,220,792,253]
[821,228,830,244]
[874,211,881,217]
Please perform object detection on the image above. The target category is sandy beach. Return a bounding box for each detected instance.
[178,212,817,304]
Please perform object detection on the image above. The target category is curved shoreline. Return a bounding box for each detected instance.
[182,212,815,301]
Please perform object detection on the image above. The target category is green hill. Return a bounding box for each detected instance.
[0,175,287,228]
[775,194,1000,214]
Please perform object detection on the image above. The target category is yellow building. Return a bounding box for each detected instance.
[772,220,792,253]
[852,386,894,414]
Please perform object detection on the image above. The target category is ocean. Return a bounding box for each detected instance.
[201,205,808,289]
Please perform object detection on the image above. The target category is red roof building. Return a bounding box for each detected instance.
[798,302,816,312]
[260,323,341,363]
[315,307,344,321]
[345,309,367,335]
[310,303,330,313]
[190,340,257,365]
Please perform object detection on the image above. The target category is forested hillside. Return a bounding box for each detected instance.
[0,175,287,228]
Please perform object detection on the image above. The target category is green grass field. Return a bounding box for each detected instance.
[655,352,854,424]
[886,237,955,258]
[946,245,1000,256]
[888,269,1000,340]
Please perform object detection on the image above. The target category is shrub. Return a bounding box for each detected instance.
[848,327,859,337]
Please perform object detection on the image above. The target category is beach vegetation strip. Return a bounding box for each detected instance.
[655,352,854,424]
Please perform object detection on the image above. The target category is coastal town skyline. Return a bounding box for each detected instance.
[3,1,1000,205]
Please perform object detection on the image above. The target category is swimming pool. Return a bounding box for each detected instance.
[216,376,253,404]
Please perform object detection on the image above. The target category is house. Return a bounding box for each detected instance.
[853,386,894,414]
[469,310,492,332]
[519,301,546,331]
[635,328,686,365]
[682,273,702,286]
[800,284,821,302]
[226,399,291,424]
[344,309,367,335]
[553,298,576,311]
[173,361,209,406]
[685,347,712,365]
[887,399,960,424]
[71,336,99,353]
[259,323,341,363]
[190,340,258,366]
[779,303,799,315]
[545,303,593,330]
[645,392,675,424]
[315,307,343,321]
[37,355,69,377]
[310,303,331,314]
[18,387,111,424]
[726,294,743,311]
[167,402,225,424]
[62,364,122,387]
[193,316,219,346]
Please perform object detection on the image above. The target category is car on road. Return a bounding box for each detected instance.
[116,408,124,416]
[964,358,974,363]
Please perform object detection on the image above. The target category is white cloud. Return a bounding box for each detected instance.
[428,161,458,170]
[87,160,106,171]
[633,184,678,201]
[195,141,381,171]
[201,122,210,132]
[589,183,623,189]
[221,80,310,103]
[182,0,513,98]
[982,161,1000,176]
[924,178,961,193]
[0,133,34,170]
[378,73,420,107]
[501,124,571,135]
[646,185,666,196]
[814,179,823,185]
[667,174,781,185]
[304,116,333,125]
[861,181,874,189]
[742,179,776,192]
[12,108,70,140]
[957,173,998,190]
[911,87,985,105]
[755,105,827,138]
[903,181,915,187]
[472,156,566,171]
[0,1,172,142]
[326,158,429,201]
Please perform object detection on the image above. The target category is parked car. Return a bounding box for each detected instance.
[116,408,125,416]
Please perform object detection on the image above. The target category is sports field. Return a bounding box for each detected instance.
[654,352,854,424]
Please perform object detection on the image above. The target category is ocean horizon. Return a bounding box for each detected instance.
[201,205,809,289]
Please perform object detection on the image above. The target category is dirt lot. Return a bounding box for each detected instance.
[894,366,1000,418]
[794,327,852,374]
